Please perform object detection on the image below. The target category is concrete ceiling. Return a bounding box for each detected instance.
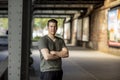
[33,0,104,17]
[0,0,105,17]
[0,0,7,10]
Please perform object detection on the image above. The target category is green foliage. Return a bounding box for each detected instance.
[32,36,41,42]
[0,18,8,29]
[33,18,64,29]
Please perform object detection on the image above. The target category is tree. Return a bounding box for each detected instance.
[33,18,64,30]
[0,18,8,29]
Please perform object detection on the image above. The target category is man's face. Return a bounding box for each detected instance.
[48,22,57,35]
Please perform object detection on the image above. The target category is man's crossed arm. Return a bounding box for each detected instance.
[40,47,69,60]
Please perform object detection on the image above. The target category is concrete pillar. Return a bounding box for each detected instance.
[64,24,70,43]
[76,19,83,46]
[82,17,89,42]
[63,17,71,44]
[82,17,89,48]
[71,13,81,46]
[8,0,32,80]
[71,18,78,45]
[77,19,82,41]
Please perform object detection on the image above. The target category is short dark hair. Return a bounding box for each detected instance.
[47,19,58,27]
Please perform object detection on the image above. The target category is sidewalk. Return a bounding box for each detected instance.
[30,49,120,80]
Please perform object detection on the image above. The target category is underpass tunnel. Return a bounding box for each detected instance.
[1,0,120,80]
[32,10,89,47]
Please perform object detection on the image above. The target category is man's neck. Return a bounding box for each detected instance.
[48,34,56,41]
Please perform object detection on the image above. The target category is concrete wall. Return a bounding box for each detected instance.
[90,0,120,56]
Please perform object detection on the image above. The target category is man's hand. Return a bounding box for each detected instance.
[40,48,60,60]
[50,47,69,58]
[50,51,56,56]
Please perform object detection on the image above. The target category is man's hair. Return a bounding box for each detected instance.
[47,19,58,27]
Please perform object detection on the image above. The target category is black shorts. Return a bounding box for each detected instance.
[40,70,63,80]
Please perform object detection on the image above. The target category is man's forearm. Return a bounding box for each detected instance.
[46,54,60,60]
[56,51,69,58]
[40,49,60,61]
[50,48,69,58]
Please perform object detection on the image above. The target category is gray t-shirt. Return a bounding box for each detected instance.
[38,35,67,72]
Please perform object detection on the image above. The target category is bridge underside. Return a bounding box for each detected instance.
[0,0,105,80]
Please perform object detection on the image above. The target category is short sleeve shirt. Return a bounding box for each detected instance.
[38,35,67,72]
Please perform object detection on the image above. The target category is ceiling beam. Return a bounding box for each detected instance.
[33,14,70,18]
[0,10,8,15]
[33,10,82,15]
[33,4,91,12]
[33,4,90,16]
[0,1,8,10]
[34,4,93,9]
[34,0,104,4]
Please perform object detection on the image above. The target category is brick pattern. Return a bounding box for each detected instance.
[90,1,120,56]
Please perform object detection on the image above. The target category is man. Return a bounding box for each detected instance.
[38,19,69,80]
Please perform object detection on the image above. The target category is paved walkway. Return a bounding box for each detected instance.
[30,49,120,80]
[0,50,8,62]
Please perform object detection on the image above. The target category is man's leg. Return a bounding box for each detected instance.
[40,70,63,80]
[55,70,63,80]
[40,71,54,80]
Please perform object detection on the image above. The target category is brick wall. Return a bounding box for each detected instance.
[90,0,120,56]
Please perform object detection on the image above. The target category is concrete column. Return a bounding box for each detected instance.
[77,19,82,40]
[8,0,23,80]
[63,17,71,44]
[71,13,81,46]
[71,18,78,46]
[8,0,32,80]
[82,17,89,42]
[82,17,89,48]
[64,22,70,43]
